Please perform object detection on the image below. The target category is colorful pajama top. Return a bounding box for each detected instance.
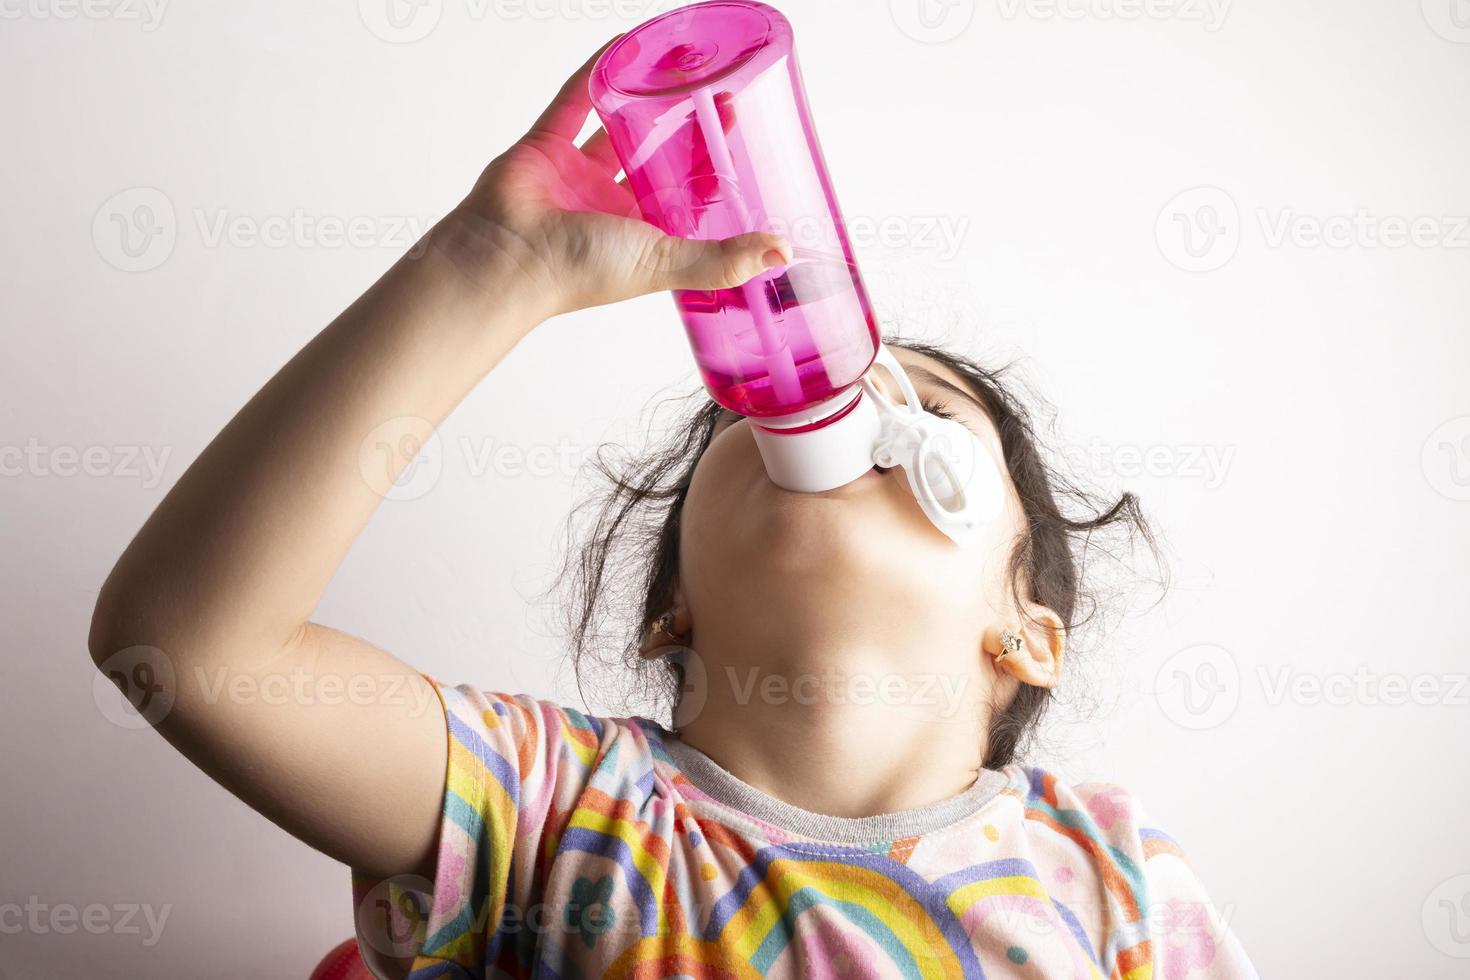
[349,683,1259,979]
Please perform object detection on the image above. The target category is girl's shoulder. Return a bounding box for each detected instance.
[984,764,1257,978]
[430,681,666,780]
[1001,762,1190,858]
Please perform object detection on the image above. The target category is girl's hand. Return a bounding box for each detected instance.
[442,37,793,322]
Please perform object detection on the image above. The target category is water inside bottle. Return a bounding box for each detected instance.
[676,254,878,417]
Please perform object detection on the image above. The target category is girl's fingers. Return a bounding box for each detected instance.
[526,34,624,141]
[580,128,621,174]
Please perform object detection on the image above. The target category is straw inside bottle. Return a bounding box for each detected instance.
[689,85,804,406]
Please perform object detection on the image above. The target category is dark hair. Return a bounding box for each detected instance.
[550,334,1159,767]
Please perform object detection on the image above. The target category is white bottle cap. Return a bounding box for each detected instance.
[747,388,882,493]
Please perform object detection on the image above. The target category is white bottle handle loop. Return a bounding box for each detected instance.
[859,344,1004,549]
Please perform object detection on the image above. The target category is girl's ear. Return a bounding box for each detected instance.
[984,605,1066,688]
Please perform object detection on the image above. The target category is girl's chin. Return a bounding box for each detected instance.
[758,466,889,498]
[755,475,943,538]
[739,509,934,570]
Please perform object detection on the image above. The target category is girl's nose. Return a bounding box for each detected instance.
[867,362,905,405]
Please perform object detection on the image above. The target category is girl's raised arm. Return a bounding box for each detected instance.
[87,39,789,882]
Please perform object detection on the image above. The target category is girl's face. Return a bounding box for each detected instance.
[678,349,1028,656]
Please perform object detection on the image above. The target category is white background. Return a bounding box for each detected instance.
[3,0,1468,976]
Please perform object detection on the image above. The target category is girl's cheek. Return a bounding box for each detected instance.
[974,494,1027,605]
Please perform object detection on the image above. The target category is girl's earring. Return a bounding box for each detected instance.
[994,628,1024,664]
[640,609,691,661]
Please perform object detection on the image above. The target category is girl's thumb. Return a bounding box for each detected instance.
[645,231,792,293]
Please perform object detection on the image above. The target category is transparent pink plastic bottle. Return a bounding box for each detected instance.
[589,0,883,492]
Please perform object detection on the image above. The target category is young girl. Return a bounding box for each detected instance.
[90,40,1258,980]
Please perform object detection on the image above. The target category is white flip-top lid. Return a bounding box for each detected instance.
[743,344,1005,548]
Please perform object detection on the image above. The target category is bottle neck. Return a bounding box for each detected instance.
[747,386,882,493]
[749,387,866,435]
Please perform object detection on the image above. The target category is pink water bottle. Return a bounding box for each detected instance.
[589,0,882,492]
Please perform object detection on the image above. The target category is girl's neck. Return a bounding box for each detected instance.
[671,635,991,819]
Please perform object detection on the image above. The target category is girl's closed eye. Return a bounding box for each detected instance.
[923,399,958,423]
[919,398,959,423]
